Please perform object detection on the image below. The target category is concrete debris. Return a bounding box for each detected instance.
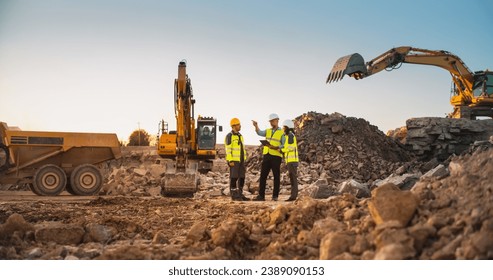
[388,117,493,160]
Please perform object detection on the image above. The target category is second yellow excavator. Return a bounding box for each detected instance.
[327,46,493,119]
[157,60,221,195]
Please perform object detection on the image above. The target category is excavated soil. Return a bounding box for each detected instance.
[1,112,492,260]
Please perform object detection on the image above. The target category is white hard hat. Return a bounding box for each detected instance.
[268,113,279,121]
[282,119,295,129]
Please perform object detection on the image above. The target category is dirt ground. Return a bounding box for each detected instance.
[0,191,298,259]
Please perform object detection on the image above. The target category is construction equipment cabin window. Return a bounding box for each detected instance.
[486,73,493,96]
[197,124,216,150]
[473,72,493,97]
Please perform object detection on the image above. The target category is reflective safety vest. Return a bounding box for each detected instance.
[281,132,299,163]
[225,132,247,162]
[263,128,283,157]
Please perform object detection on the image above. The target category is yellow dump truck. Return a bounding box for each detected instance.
[0,122,121,196]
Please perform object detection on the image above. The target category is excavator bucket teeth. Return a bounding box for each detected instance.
[162,162,198,195]
[326,53,368,83]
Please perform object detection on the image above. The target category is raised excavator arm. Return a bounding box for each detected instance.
[327,46,493,119]
[174,60,196,171]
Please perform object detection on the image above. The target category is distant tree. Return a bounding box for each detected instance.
[128,129,150,146]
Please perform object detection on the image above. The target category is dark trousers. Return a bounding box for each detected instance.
[258,154,282,198]
[230,178,245,192]
[229,161,245,197]
[287,162,298,199]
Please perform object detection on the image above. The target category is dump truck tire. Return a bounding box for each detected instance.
[33,164,67,196]
[0,143,9,172]
[27,183,41,195]
[70,164,103,196]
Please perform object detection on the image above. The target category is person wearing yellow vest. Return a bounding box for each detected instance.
[252,113,285,201]
[225,117,249,201]
[280,119,299,201]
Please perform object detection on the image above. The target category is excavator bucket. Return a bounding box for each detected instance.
[162,162,198,196]
[326,53,368,83]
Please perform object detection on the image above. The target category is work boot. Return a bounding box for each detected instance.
[237,188,250,201]
[285,197,297,201]
[231,189,242,201]
[272,197,278,201]
[253,196,265,201]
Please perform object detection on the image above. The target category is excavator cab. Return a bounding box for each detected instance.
[472,71,493,97]
[197,122,215,151]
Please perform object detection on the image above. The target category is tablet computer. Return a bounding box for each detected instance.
[260,140,270,146]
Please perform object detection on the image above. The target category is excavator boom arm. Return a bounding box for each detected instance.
[328,46,474,89]
[363,47,474,90]
[174,61,196,170]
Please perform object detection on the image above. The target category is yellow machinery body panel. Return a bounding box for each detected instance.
[0,121,121,185]
[158,134,177,157]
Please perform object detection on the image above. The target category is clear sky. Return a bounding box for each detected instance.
[1,0,492,144]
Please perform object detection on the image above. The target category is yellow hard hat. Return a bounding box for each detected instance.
[230,118,241,126]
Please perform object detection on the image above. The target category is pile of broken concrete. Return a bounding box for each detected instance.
[388,117,493,160]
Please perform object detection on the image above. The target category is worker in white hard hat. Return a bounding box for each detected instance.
[252,113,285,201]
[280,119,299,201]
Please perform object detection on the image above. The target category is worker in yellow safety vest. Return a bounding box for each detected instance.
[280,119,299,201]
[225,118,249,201]
[252,113,285,201]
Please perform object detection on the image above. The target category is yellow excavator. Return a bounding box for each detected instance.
[327,46,493,119]
[157,60,221,195]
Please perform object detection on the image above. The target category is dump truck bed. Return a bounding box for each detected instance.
[1,122,121,195]
[3,129,120,172]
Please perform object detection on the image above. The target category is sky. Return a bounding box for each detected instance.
[1,0,492,145]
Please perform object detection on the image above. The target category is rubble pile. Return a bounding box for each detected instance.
[389,117,493,160]
[246,112,411,195]
[99,147,165,197]
[1,147,492,260]
[250,112,410,182]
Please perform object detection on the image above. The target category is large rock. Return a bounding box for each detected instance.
[187,222,208,242]
[374,243,415,260]
[368,183,418,227]
[0,214,35,240]
[35,222,85,245]
[374,173,421,190]
[338,179,370,198]
[269,205,289,226]
[319,232,355,260]
[403,117,493,160]
[83,223,117,243]
[211,219,238,247]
